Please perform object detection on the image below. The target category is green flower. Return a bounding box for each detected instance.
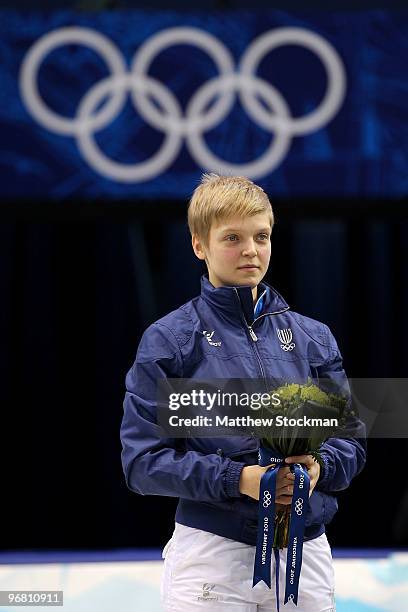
[274,383,302,403]
[299,384,331,404]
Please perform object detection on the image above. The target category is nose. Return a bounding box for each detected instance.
[242,240,257,258]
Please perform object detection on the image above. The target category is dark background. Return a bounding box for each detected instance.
[1,198,407,551]
[1,0,407,552]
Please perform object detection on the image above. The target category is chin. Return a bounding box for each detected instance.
[236,269,263,280]
[233,277,258,288]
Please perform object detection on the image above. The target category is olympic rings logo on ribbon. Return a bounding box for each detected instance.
[263,490,272,508]
[19,25,346,183]
[294,498,304,516]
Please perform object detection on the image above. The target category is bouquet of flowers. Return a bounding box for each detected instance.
[258,379,350,549]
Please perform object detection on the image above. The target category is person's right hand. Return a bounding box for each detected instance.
[239,463,294,504]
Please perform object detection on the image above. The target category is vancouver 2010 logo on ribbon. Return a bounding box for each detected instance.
[19,26,346,183]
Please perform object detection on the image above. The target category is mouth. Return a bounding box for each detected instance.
[238,265,260,269]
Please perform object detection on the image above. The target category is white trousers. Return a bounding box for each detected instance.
[161,522,336,612]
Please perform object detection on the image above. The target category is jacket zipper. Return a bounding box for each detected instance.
[233,287,291,386]
[248,326,258,342]
[233,290,274,381]
[233,289,290,437]
[248,325,265,380]
[248,308,290,342]
[249,306,290,341]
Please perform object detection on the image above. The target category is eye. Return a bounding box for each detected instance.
[257,233,270,241]
[225,235,239,242]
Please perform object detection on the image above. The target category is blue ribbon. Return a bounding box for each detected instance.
[252,463,279,589]
[284,462,310,606]
[253,446,310,610]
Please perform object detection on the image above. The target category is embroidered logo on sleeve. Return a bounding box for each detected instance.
[277,328,296,351]
[197,583,218,601]
[202,330,222,347]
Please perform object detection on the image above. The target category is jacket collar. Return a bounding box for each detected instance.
[200,274,290,325]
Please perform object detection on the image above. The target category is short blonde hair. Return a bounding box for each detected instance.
[188,174,274,244]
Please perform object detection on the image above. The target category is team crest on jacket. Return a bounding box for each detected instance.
[202,330,222,347]
[276,328,296,351]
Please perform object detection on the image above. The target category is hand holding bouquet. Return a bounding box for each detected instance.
[258,378,349,549]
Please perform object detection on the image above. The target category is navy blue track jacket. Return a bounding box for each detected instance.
[121,275,366,545]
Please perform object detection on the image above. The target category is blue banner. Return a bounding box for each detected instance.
[0,10,407,199]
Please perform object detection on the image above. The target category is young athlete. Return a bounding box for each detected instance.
[120,174,366,611]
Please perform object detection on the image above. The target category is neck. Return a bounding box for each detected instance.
[207,273,259,303]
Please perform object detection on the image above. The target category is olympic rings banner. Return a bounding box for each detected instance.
[0,10,407,199]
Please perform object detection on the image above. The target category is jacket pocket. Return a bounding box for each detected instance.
[225,447,258,464]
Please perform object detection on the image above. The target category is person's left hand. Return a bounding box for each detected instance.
[284,455,321,497]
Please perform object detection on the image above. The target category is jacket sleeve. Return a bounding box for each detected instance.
[315,325,367,493]
[120,322,245,503]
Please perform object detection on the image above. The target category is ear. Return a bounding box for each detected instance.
[192,234,206,261]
